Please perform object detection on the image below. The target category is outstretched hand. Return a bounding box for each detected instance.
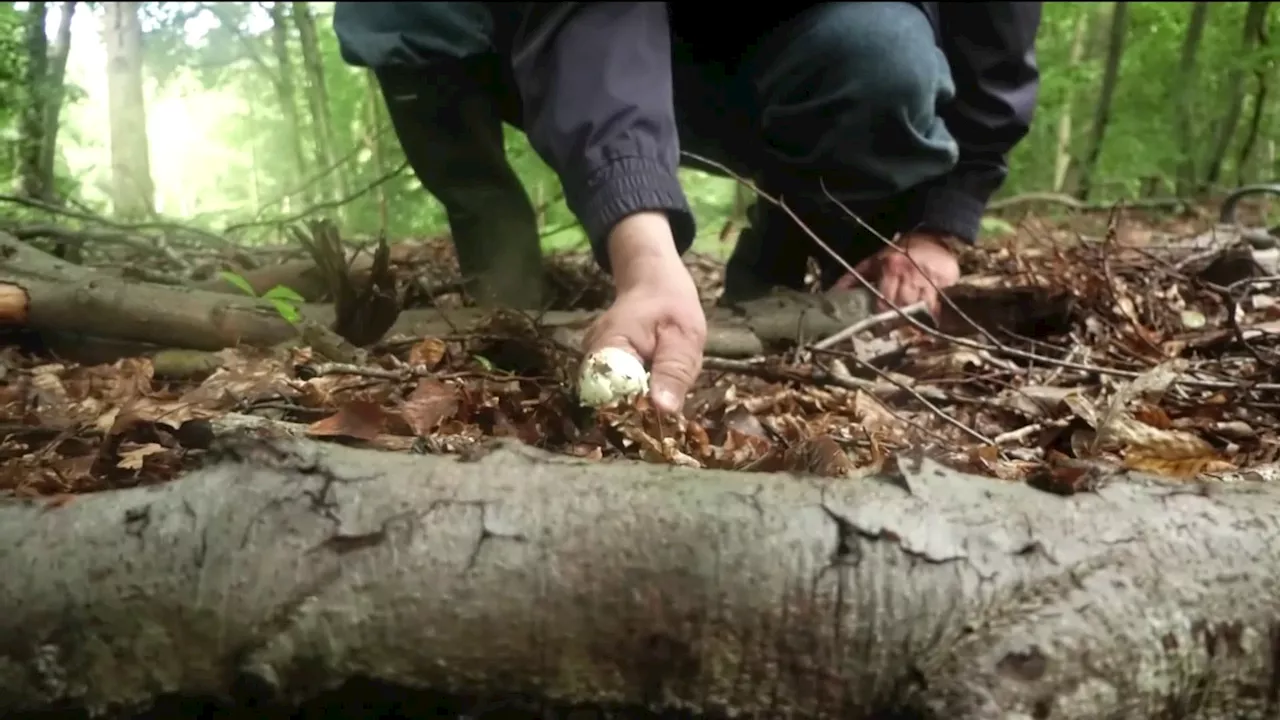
[585,212,706,414]
[834,231,960,315]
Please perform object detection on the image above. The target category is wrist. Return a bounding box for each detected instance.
[607,211,682,287]
[905,229,962,253]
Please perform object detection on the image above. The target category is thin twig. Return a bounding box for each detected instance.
[680,150,1280,394]
[812,302,928,350]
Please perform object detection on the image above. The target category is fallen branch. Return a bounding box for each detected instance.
[0,230,887,359]
[985,191,1196,213]
[0,430,1276,719]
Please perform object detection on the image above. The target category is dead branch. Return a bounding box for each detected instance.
[986,191,1195,213]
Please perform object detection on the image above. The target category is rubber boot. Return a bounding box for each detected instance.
[376,59,544,309]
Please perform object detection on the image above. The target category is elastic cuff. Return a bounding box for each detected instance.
[904,184,988,246]
[570,157,696,274]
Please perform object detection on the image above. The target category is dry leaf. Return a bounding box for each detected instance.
[783,435,855,478]
[401,379,459,437]
[117,443,167,470]
[1123,452,1236,479]
[851,391,899,433]
[1095,359,1187,452]
[409,338,448,369]
[1116,416,1235,479]
[307,401,388,441]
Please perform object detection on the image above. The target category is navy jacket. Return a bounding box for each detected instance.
[337,3,1041,267]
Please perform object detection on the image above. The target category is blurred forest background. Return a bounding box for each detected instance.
[0,1,1276,252]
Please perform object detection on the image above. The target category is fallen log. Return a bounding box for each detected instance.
[0,230,879,359]
[0,431,1275,719]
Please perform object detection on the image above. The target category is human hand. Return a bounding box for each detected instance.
[834,231,960,315]
[585,212,707,414]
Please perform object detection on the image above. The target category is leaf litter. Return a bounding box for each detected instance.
[5,210,1280,497]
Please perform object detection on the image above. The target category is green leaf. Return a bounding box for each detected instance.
[473,355,495,371]
[263,285,306,304]
[980,216,1016,237]
[219,271,258,297]
[269,298,301,325]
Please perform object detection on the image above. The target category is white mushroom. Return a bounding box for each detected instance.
[577,347,650,408]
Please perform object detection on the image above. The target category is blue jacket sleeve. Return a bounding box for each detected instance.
[507,3,696,272]
[908,2,1043,244]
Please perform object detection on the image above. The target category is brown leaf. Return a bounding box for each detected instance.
[1122,453,1236,479]
[851,391,900,434]
[181,355,298,410]
[409,338,448,369]
[307,401,388,441]
[117,442,167,470]
[782,435,855,478]
[106,399,215,434]
[401,380,460,437]
[108,358,155,404]
[1132,404,1173,430]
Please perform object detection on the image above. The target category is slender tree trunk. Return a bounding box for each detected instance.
[364,70,389,233]
[1074,2,1130,202]
[1236,3,1274,185]
[1173,2,1210,196]
[269,1,310,208]
[1052,11,1091,193]
[16,1,49,200]
[37,1,76,205]
[292,1,348,208]
[1204,1,1271,190]
[101,0,155,219]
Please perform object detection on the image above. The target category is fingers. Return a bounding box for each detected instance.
[647,321,704,414]
[877,273,901,313]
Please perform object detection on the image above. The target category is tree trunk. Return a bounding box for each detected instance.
[2,429,1280,719]
[365,70,389,233]
[16,1,49,201]
[101,0,155,219]
[36,1,76,204]
[1235,3,1274,186]
[269,1,311,209]
[1173,2,1210,196]
[292,1,347,208]
[1051,10,1091,193]
[1073,2,1129,202]
[1204,1,1271,190]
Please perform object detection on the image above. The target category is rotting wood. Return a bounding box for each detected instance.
[0,432,1276,719]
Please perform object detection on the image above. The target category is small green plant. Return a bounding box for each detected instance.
[980,216,1016,237]
[219,271,306,325]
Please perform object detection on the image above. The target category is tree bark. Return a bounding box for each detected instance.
[269,1,311,209]
[1051,9,1091,194]
[1204,1,1272,190]
[101,0,156,219]
[0,430,1278,719]
[1073,2,1129,202]
[292,1,348,209]
[1173,2,1210,197]
[16,1,49,201]
[1235,3,1274,186]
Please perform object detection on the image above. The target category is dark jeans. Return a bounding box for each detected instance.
[339,2,958,306]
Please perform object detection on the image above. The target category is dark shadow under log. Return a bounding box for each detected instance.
[0,434,1277,719]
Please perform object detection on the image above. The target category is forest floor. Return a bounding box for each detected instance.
[4,199,1280,501]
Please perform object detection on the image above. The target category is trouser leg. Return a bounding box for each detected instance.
[375,58,544,309]
[717,1,961,303]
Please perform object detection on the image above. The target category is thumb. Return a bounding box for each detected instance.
[647,324,702,414]
[853,252,879,278]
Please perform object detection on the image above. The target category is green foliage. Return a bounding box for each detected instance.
[218,270,304,324]
[4,1,1278,246]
